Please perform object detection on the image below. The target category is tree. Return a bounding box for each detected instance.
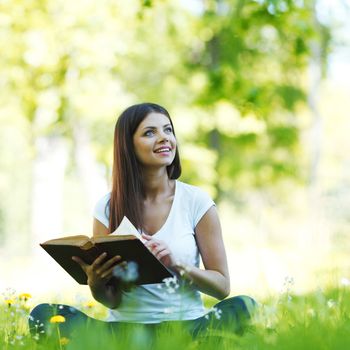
[181,0,331,201]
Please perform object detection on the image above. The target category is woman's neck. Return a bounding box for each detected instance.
[142,169,174,201]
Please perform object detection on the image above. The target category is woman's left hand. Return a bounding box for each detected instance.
[142,233,176,269]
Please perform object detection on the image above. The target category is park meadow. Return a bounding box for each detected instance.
[1,0,350,349]
[2,278,350,349]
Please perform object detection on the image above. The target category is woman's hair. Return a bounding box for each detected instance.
[109,102,181,232]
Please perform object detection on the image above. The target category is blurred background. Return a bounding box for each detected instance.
[0,0,349,303]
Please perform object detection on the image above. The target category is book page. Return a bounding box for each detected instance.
[110,216,144,241]
[41,235,91,246]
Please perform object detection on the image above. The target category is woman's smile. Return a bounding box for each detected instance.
[154,146,172,155]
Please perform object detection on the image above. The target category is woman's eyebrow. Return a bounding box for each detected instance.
[142,123,171,130]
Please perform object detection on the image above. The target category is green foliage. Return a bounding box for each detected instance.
[181,0,331,200]
[0,0,333,238]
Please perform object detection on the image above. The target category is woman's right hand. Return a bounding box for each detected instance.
[72,253,122,288]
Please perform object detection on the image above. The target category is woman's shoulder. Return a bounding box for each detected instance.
[93,192,111,227]
[176,180,214,203]
[98,192,111,202]
[176,181,215,227]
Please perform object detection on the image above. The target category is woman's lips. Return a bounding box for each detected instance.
[154,147,171,153]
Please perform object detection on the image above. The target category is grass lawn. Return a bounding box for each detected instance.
[1,283,350,349]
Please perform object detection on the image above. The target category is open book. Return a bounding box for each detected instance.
[40,217,174,285]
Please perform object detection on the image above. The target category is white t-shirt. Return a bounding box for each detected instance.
[93,180,215,323]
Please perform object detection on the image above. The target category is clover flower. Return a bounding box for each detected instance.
[113,261,139,282]
[50,315,66,323]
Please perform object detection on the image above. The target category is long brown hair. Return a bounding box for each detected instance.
[108,103,181,232]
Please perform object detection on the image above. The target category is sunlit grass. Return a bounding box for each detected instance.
[1,281,350,349]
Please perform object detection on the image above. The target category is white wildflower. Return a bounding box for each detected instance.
[307,308,316,317]
[340,277,350,287]
[210,307,222,320]
[162,276,179,294]
[113,261,139,282]
[327,299,336,309]
[283,276,295,288]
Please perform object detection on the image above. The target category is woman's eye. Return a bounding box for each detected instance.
[144,130,154,136]
[164,127,173,134]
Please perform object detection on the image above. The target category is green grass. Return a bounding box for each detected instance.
[1,285,350,349]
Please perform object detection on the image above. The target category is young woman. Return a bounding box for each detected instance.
[29,103,256,339]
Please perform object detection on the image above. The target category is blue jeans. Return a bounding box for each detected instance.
[29,295,257,340]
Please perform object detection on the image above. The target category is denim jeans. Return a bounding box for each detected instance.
[29,295,257,340]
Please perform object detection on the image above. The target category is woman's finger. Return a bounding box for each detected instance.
[101,261,125,279]
[102,255,122,270]
[144,237,157,245]
[91,252,108,268]
[141,233,152,240]
[151,244,165,256]
[144,241,159,251]
[100,267,114,279]
[72,256,88,271]
[156,249,170,260]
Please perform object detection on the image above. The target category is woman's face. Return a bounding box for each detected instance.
[133,112,177,169]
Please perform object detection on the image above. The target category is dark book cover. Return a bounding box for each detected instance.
[40,238,174,285]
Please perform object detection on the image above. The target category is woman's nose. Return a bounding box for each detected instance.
[158,131,169,142]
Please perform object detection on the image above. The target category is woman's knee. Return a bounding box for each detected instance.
[28,303,84,337]
[215,295,258,317]
[29,303,56,336]
[211,295,258,334]
[233,295,258,317]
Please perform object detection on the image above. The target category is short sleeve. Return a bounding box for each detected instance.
[192,188,215,228]
[93,193,111,228]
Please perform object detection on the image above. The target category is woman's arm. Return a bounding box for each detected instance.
[143,206,230,300]
[177,206,230,300]
[72,218,124,309]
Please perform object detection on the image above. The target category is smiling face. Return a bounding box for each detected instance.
[133,112,177,169]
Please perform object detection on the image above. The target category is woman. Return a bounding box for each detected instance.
[29,103,256,339]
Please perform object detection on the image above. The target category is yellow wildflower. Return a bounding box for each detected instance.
[50,315,66,323]
[5,299,14,307]
[60,337,69,345]
[84,300,97,308]
[19,293,32,301]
